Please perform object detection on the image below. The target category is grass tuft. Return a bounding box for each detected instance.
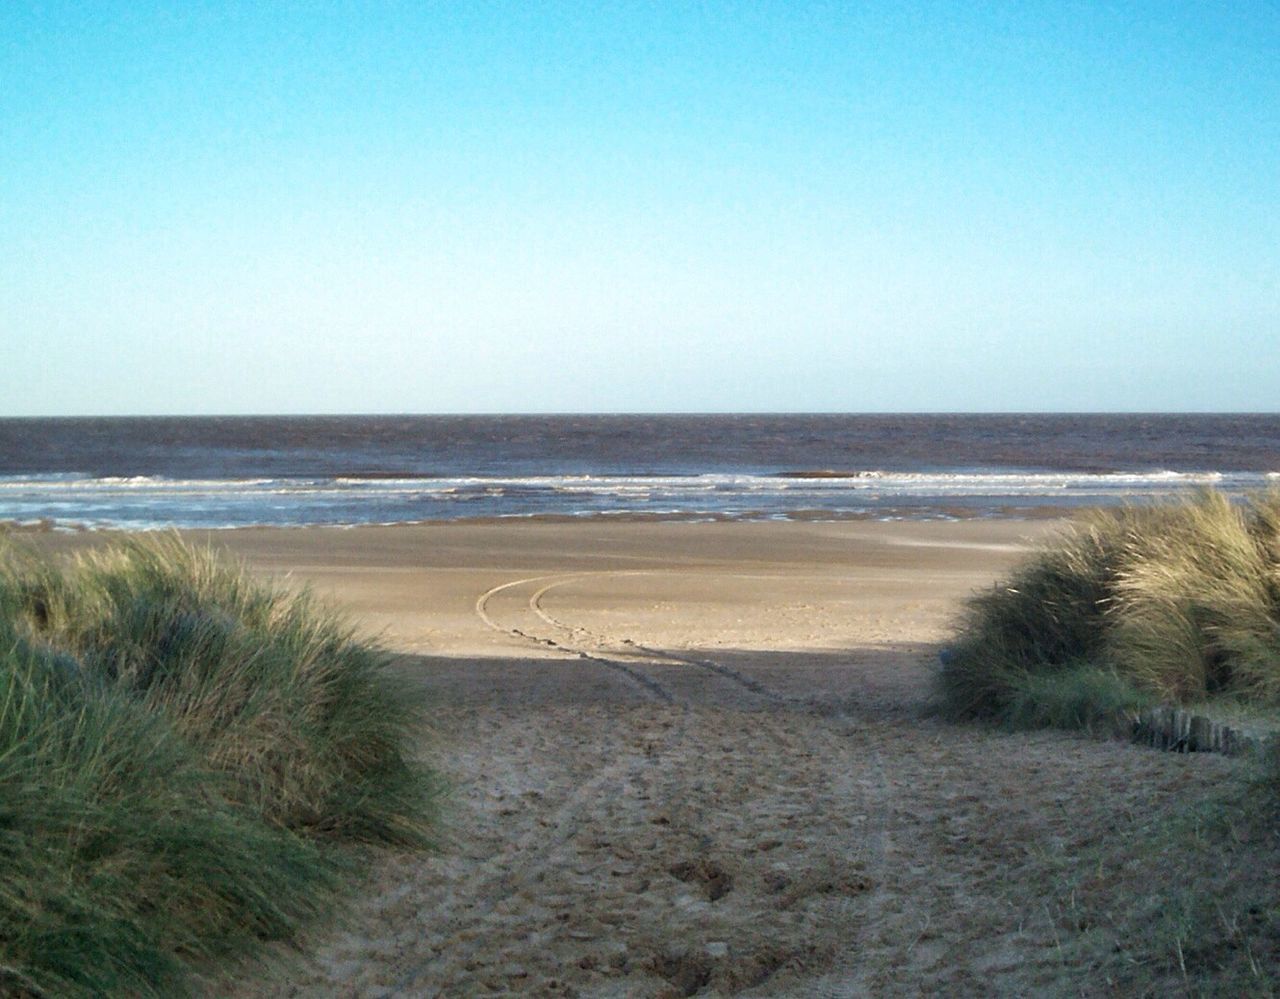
[1106,490,1280,704]
[939,490,1280,729]
[0,534,439,995]
[1000,663,1152,733]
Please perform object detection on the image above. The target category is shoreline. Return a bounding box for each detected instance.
[0,503,1077,536]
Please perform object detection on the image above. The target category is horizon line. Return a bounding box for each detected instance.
[2,410,1280,420]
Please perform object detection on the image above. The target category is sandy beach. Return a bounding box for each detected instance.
[101,517,1252,996]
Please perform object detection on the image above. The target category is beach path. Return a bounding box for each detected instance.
[194,520,1245,997]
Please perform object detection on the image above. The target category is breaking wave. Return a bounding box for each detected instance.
[0,469,1269,531]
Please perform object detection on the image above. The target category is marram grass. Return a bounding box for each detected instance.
[0,535,440,996]
[939,490,1280,729]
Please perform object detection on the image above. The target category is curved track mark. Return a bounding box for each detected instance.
[530,574,786,705]
[389,569,899,996]
[476,573,674,704]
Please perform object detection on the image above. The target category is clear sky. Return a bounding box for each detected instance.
[2,1,1277,415]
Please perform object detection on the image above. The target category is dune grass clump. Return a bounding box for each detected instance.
[1108,491,1280,706]
[937,516,1127,721]
[0,630,334,996]
[0,535,439,996]
[939,490,1280,729]
[998,664,1153,733]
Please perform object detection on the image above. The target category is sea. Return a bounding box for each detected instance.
[0,414,1277,531]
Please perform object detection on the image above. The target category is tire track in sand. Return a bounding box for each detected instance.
[528,574,783,706]
[475,573,674,704]
[387,575,686,995]
[390,570,897,996]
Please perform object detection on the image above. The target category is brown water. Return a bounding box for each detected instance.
[0,414,1276,528]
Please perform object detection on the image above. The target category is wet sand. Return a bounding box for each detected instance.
[138,519,1249,996]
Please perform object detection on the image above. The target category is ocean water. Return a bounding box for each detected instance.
[0,414,1277,530]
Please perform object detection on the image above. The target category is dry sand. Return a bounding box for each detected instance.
[142,519,1259,996]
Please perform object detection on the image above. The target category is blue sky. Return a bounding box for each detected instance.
[2,1,1277,414]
